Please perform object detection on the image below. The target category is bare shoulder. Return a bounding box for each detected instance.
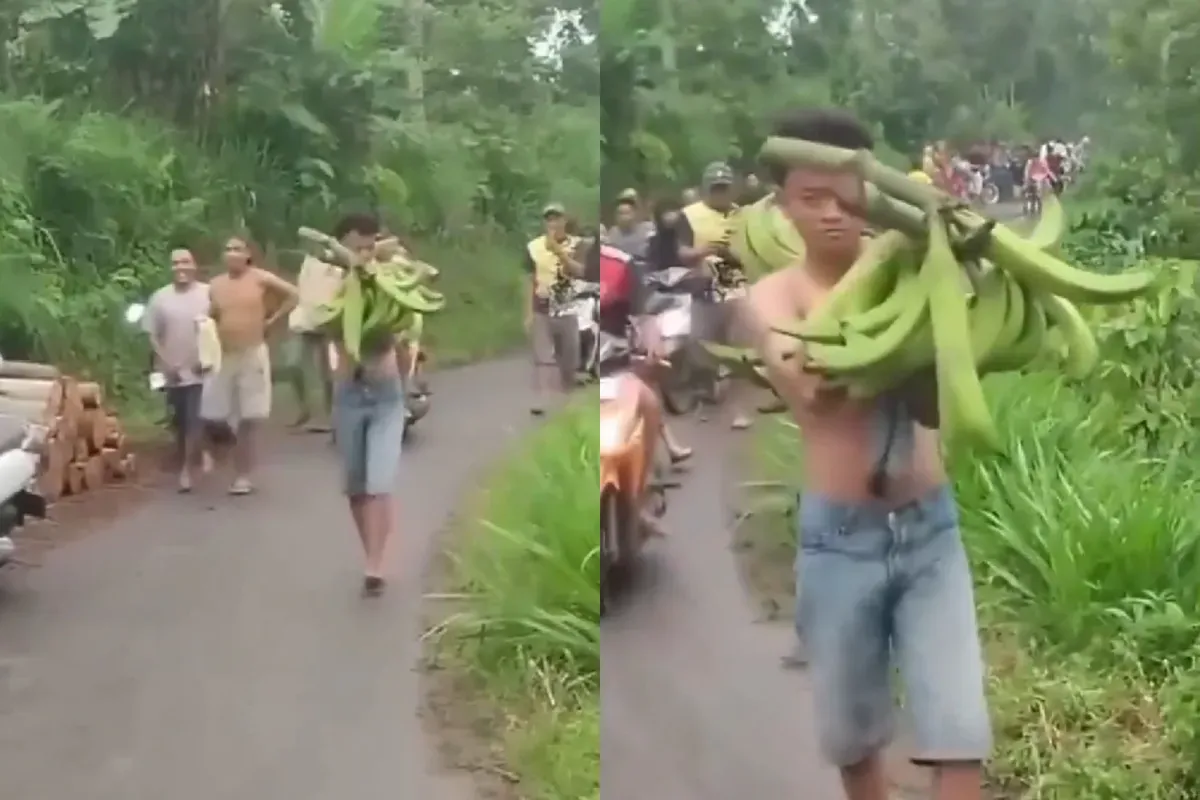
[252,266,297,291]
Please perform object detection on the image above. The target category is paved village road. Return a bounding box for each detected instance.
[0,357,535,800]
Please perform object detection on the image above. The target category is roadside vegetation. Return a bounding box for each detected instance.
[431,395,599,800]
[0,1,597,416]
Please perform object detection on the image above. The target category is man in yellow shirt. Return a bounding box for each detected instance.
[676,162,755,429]
[524,203,584,415]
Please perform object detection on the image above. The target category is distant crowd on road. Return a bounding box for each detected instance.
[914,137,1090,204]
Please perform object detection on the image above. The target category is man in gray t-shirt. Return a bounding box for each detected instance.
[604,195,654,259]
[143,249,211,492]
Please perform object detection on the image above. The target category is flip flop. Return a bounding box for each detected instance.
[669,448,694,465]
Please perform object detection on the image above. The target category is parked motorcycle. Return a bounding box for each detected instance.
[598,333,674,615]
[568,280,600,382]
[971,164,1000,206]
[649,265,735,415]
[399,319,432,439]
[0,365,48,565]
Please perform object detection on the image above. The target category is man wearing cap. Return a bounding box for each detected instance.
[675,161,754,430]
[523,203,584,414]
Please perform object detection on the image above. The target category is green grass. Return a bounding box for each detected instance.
[416,233,528,367]
[742,372,1200,797]
[434,394,599,800]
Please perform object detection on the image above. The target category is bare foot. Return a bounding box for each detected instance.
[731,414,753,430]
[229,477,254,496]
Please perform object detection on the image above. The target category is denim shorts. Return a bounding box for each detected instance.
[332,376,405,496]
[795,486,991,767]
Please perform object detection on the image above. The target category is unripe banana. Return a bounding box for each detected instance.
[921,210,1000,453]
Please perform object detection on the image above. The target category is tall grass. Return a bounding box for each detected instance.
[746,368,1200,795]
[437,395,599,800]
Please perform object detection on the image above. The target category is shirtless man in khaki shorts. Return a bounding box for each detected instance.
[203,236,299,494]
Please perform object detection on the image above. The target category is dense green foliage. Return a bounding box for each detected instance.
[600,0,1128,200]
[439,396,599,799]
[0,0,598,396]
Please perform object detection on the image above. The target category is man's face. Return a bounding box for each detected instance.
[170,249,197,285]
[340,230,375,263]
[223,238,251,272]
[614,203,637,230]
[705,183,734,212]
[776,167,867,267]
[544,213,567,239]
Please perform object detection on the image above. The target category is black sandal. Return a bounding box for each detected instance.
[362,576,386,597]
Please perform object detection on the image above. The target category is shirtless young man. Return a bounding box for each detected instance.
[740,109,989,800]
[203,237,299,494]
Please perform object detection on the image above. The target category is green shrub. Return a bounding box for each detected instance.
[745,368,1200,794]
[438,395,599,800]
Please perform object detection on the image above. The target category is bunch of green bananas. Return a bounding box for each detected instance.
[729,195,806,279]
[705,186,1156,455]
[298,226,446,363]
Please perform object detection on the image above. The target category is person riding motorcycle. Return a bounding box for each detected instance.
[676,162,753,429]
[592,238,692,471]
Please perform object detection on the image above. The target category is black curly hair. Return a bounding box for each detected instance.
[766,108,874,185]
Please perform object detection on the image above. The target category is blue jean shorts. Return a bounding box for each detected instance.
[332,376,405,496]
[795,486,991,767]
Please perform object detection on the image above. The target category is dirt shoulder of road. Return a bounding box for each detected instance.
[419,525,523,800]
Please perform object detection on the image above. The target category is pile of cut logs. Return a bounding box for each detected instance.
[0,360,137,502]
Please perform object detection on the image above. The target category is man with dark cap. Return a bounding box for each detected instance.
[675,161,754,429]
[523,202,584,414]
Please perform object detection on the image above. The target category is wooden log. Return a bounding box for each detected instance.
[39,436,68,502]
[66,462,85,496]
[54,413,76,446]
[103,415,123,447]
[101,447,123,478]
[59,378,84,432]
[77,382,103,409]
[0,377,61,403]
[82,455,105,490]
[77,409,109,454]
[0,361,59,381]
[0,397,53,423]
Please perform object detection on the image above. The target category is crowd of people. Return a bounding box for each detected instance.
[913,137,1090,205]
[140,215,406,595]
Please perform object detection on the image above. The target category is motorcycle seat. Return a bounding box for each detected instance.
[645,291,688,316]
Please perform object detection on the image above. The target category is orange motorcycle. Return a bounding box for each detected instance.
[598,335,670,614]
